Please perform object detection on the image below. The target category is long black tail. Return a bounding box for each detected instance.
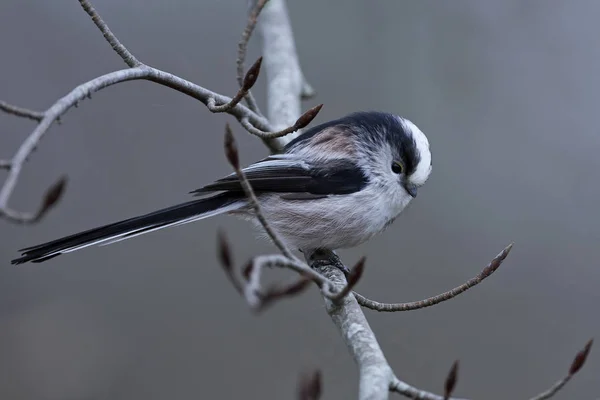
[11,193,242,265]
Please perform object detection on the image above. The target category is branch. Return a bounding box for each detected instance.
[388,339,594,400]
[0,101,44,121]
[237,0,268,115]
[258,0,311,151]
[0,0,322,223]
[0,66,269,223]
[239,103,322,140]
[307,250,394,400]
[223,123,295,259]
[209,57,263,113]
[527,339,593,400]
[78,0,141,67]
[354,243,513,312]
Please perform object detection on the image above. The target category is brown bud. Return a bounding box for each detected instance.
[224,123,239,168]
[217,230,232,270]
[38,175,68,217]
[347,257,366,288]
[260,278,311,311]
[242,260,253,281]
[482,242,513,277]
[242,57,263,91]
[280,276,312,296]
[444,360,459,400]
[294,104,323,130]
[569,339,593,375]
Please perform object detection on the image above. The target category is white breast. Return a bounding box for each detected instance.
[253,182,413,251]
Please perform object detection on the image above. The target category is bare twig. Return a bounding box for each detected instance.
[1,0,318,223]
[223,123,295,259]
[0,101,44,121]
[390,375,468,400]
[217,230,243,294]
[78,0,141,67]
[256,275,313,312]
[252,255,329,288]
[237,0,269,114]
[0,176,68,224]
[217,244,366,309]
[216,245,316,311]
[0,66,272,223]
[241,104,322,140]
[217,231,311,310]
[208,57,263,113]
[258,0,311,150]
[354,243,513,312]
[242,257,266,308]
[251,254,366,301]
[527,339,593,400]
[388,339,594,400]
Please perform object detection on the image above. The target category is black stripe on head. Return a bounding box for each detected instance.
[344,112,421,175]
[287,111,421,175]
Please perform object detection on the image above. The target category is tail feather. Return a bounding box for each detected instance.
[11,193,242,265]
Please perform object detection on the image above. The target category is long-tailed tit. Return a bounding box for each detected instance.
[12,111,432,265]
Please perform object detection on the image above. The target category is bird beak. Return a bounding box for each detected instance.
[404,182,418,198]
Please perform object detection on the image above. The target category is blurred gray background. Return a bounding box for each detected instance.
[1,0,599,399]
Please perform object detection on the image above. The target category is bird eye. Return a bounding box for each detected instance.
[391,161,403,174]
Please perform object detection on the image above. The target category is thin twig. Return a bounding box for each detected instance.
[1,0,321,223]
[389,339,593,400]
[0,101,44,121]
[0,66,273,223]
[354,243,513,312]
[527,376,572,400]
[223,123,295,259]
[216,243,316,311]
[389,375,468,400]
[241,104,322,140]
[528,339,593,400]
[0,176,67,224]
[217,230,243,294]
[208,57,263,113]
[237,0,269,114]
[78,0,141,67]
[258,0,308,150]
[243,257,265,308]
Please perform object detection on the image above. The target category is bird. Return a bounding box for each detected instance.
[11,111,432,265]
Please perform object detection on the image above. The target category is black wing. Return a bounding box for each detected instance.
[190,155,368,198]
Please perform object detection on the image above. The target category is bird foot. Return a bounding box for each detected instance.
[306,249,351,278]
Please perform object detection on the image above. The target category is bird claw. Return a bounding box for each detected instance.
[310,257,351,278]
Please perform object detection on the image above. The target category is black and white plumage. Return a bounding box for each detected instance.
[11,111,432,265]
